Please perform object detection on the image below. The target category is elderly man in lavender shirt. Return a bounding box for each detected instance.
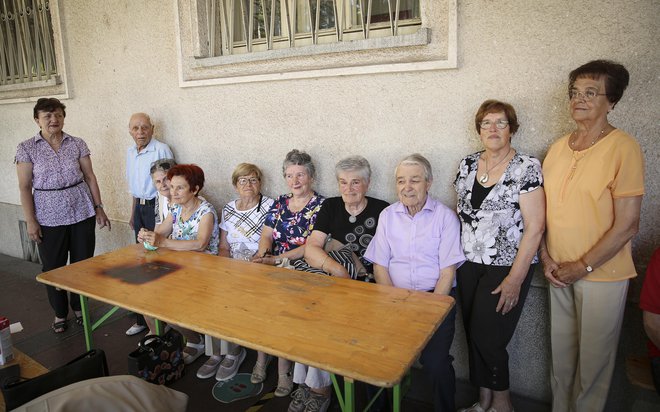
[365,153,465,412]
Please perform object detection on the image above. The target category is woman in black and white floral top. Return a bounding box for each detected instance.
[454,100,545,412]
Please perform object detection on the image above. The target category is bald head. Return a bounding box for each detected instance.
[129,113,154,151]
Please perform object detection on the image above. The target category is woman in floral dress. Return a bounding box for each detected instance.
[454,100,545,412]
[138,163,219,365]
[252,149,325,398]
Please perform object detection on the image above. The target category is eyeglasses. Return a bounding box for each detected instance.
[568,88,607,101]
[237,177,259,186]
[285,172,308,181]
[479,120,509,130]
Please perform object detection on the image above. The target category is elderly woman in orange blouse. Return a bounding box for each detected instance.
[541,60,644,412]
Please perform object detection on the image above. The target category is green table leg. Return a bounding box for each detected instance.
[155,319,163,335]
[392,370,412,412]
[91,306,119,331]
[343,377,355,412]
[331,374,355,412]
[393,383,402,412]
[79,295,93,350]
[331,374,345,410]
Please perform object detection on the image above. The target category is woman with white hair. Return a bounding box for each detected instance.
[252,149,325,398]
[286,155,389,412]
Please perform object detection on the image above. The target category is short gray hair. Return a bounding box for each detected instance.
[150,158,176,175]
[396,153,433,182]
[335,155,371,182]
[282,149,316,179]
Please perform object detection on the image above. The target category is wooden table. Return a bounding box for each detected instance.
[37,244,454,411]
[0,348,49,410]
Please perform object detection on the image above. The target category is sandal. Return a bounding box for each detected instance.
[183,339,205,365]
[52,320,67,334]
[274,372,293,397]
[74,312,83,326]
[250,355,272,384]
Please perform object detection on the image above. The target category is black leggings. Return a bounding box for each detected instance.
[38,217,96,318]
[456,261,534,391]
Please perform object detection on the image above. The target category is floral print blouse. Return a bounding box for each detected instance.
[169,198,220,255]
[454,152,543,266]
[263,192,325,256]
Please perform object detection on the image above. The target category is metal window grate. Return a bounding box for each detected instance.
[18,220,41,264]
[0,0,58,86]
[207,0,421,56]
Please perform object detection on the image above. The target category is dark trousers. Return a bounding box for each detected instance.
[132,202,156,241]
[419,288,457,412]
[38,217,96,319]
[456,261,534,391]
[652,356,660,396]
[132,201,155,326]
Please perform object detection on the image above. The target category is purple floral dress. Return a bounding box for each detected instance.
[263,192,325,256]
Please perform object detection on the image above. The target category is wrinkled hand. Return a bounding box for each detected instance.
[492,276,522,315]
[555,261,587,285]
[140,229,163,247]
[137,228,147,243]
[541,253,566,288]
[252,255,278,266]
[27,219,42,244]
[96,208,111,230]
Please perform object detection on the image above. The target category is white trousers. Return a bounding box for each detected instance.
[549,279,628,412]
[293,363,332,389]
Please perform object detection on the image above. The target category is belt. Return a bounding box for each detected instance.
[34,180,84,191]
[135,197,156,206]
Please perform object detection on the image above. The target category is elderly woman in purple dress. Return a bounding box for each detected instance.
[16,98,111,334]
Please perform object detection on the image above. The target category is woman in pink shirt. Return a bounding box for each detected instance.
[15,98,111,334]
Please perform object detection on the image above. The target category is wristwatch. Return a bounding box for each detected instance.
[95,203,104,210]
[580,258,593,273]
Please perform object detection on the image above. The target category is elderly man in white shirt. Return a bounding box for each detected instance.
[124,112,173,335]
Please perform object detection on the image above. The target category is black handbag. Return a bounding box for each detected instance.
[0,349,109,410]
[127,328,185,385]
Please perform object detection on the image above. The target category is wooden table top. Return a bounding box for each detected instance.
[37,244,454,387]
[0,348,49,410]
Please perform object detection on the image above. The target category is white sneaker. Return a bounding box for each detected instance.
[125,323,147,336]
[215,348,246,381]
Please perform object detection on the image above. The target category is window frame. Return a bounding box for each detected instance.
[0,0,68,104]
[176,0,457,87]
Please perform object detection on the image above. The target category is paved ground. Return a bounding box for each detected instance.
[1,253,658,411]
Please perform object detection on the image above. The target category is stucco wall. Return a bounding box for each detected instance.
[3,0,657,275]
[0,0,658,404]
[1,0,657,259]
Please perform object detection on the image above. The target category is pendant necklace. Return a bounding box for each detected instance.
[347,199,367,223]
[569,129,605,150]
[479,148,512,184]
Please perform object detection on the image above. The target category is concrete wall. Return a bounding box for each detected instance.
[1,0,658,404]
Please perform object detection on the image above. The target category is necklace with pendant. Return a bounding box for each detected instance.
[569,129,605,150]
[347,199,368,223]
[479,148,512,184]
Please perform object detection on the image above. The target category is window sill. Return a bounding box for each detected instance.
[195,28,431,68]
[0,76,60,92]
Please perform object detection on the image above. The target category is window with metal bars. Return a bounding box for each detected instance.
[0,0,58,87]
[205,0,421,56]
